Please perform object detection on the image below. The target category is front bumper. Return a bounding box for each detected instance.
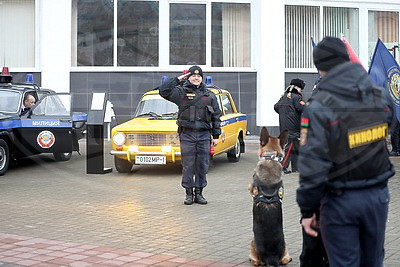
[110,150,181,163]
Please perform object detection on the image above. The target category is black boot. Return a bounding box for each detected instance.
[184,188,193,205]
[194,187,207,204]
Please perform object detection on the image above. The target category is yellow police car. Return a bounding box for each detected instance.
[110,78,247,173]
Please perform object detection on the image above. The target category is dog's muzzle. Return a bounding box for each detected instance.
[259,151,284,164]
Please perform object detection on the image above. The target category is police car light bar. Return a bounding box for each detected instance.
[2,66,10,75]
[25,74,34,83]
[161,76,168,83]
[0,66,13,83]
[205,76,213,86]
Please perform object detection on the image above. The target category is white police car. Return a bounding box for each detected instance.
[0,67,87,175]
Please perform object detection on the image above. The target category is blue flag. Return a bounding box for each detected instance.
[368,38,400,121]
[311,37,317,48]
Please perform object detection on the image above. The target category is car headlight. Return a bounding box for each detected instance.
[113,132,126,146]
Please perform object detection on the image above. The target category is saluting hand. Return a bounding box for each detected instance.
[178,72,190,81]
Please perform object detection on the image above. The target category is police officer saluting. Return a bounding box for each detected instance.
[159,66,221,205]
[297,37,395,267]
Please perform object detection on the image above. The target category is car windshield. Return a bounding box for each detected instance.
[135,98,178,118]
[0,90,21,113]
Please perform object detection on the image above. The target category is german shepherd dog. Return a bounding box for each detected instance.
[249,127,292,266]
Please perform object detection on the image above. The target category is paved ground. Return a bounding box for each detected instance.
[0,137,399,266]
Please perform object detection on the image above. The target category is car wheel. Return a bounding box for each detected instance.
[114,156,133,173]
[0,140,10,176]
[53,152,72,161]
[227,138,241,162]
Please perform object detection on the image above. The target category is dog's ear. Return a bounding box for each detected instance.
[278,130,288,150]
[260,127,270,146]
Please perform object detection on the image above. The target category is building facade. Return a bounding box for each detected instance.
[1,0,400,135]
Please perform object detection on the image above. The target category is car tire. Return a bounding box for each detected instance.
[227,138,241,162]
[0,140,10,176]
[114,156,133,173]
[53,152,72,161]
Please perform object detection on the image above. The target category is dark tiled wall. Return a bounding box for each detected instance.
[10,72,41,85]
[70,71,258,135]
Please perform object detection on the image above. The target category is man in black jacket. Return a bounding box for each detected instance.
[297,37,394,267]
[159,66,221,205]
[274,78,306,174]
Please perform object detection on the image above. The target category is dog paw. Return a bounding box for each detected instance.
[249,258,261,266]
[280,255,292,265]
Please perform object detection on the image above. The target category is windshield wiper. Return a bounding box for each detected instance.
[161,112,178,116]
[136,111,162,118]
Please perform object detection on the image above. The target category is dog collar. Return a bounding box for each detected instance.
[259,151,284,164]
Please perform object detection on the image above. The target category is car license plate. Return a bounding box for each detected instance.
[135,156,166,165]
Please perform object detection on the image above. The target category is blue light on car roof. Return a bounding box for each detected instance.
[25,74,34,83]
[161,76,168,83]
[205,76,213,85]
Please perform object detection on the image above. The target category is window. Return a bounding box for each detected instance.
[0,0,35,68]
[71,1,251,68]
[324,7,359,54]
[117,1,159,66]
[170,3,206,65]
[0,90,21,113]
[221,94,233,115]
[33,94,71,116]
[212,3,251,67]
[286,5,359,69]
[368,11,399,62]
[72,0,114,66]
[285,5,320,68]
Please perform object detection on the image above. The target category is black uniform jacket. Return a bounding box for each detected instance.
[274,88,304,138]
[296,62,395,218]
[159,77,221,139]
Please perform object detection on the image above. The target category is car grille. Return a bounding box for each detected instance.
[126,133,180,146]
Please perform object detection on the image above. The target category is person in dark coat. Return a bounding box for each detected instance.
[159,66,221,205]
[274,78,306,174]
[297,36,394,267]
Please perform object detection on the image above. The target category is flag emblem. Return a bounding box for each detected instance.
[388,66,400,105]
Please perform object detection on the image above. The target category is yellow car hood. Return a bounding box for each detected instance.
[113,117,178,133]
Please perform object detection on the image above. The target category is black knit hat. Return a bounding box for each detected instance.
[290,78,305,90]
[188,65,203,78]
[313,36,350,71]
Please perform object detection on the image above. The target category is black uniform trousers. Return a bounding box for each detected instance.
[180,129,210,189]
[320,185,389,267]
[282,137,300,172]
